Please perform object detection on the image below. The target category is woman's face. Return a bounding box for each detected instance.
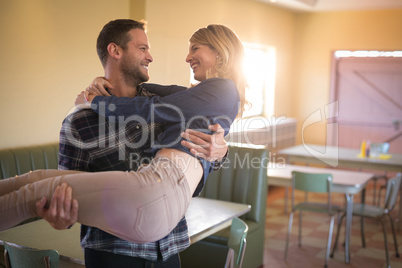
[186,42,219,81]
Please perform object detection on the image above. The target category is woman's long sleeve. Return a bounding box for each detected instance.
[91,78,239,135]
[141,83,186,97]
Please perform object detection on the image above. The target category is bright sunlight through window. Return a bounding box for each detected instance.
[243,43,276,118]
[189,43,276,118]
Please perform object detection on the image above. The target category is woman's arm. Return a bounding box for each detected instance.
[91,78,239,134]
[141,83,186,97]
[82,77,186,97]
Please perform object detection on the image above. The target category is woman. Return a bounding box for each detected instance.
[0,24,248,243]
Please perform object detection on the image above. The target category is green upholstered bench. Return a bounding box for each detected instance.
[182,143,268,268]
[0,143,59,180]
[0,142,59,224]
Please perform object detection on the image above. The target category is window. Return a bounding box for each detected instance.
[242,43,276,118]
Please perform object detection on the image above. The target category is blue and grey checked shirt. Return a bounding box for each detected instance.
[58,86,190,261]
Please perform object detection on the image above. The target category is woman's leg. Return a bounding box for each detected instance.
[0,157,191,243]
[0,169,83,196]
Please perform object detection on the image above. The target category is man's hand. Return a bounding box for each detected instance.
[181,124,228,162]
[36,183,79,230]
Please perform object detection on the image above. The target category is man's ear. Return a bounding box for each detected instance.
[107,43,121,59]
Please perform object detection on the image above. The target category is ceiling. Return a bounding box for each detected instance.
[258,0,402,12]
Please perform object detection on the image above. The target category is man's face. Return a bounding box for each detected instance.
[120,29,153,87]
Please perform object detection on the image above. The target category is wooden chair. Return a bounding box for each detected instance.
[331,174,401,268]
[180,217,248,268]
[3,242,59,268]
[284,171,341,268]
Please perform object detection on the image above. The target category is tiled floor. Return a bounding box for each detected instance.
[263,184,402,268]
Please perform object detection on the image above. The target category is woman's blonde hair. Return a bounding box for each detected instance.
[189,24,248,118]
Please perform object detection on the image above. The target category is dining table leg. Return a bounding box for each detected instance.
[398,182,402,231]
[285,186,288,214]
[344,193,354,264]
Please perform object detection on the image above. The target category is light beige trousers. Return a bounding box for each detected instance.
[0,157,191,243]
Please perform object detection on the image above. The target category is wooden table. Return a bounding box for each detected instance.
[279,144,402,230]
[268,164,374,264]
[0,197,250,267]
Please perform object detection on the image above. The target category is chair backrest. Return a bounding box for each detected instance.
[227,217,248,268]
[4,242,59,268]
[292,171,333,193]
[291,171,333,213]
[383,173,401,212]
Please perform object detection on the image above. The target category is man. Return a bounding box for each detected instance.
[36,19,228,267]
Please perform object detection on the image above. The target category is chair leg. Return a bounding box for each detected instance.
[325,215,335,268]
[44,256,51,268]
[330,213,345,258]
[284,211,294,261]
[387,214,400,258]
[372,178,377,205]
[298,211,302,247]
[361,216,366,248]
[238,238,247,268]
[225,248,235,268]
[380,219,391,268]
[4,249,11,268]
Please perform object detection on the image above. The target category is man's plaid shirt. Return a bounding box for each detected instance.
[58,86,190,261]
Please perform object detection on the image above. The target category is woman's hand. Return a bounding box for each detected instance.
[75,77,113,107]
[181,124,228,162]
[87,76,113,96]
[75,91,88,106]
[74,90,98,107]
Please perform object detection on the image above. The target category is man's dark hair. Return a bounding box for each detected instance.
[97,19,146,66]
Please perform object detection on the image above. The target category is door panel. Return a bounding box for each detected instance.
[331,57,402,153]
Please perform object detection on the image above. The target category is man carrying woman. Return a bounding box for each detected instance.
[0,19,247,267]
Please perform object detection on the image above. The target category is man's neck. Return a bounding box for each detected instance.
[104,70,138,98]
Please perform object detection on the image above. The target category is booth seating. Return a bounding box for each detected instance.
[0,143,59,268]
[0,143,59,225]
[0,143,59,180]
[191,143,269,268]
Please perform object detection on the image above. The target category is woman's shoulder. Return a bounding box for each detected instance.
[200,77,236,87]
[196,78,238,95]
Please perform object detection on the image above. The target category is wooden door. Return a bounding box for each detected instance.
[330,56,402,153]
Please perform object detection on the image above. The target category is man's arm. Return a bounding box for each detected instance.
[36,183,78,230]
